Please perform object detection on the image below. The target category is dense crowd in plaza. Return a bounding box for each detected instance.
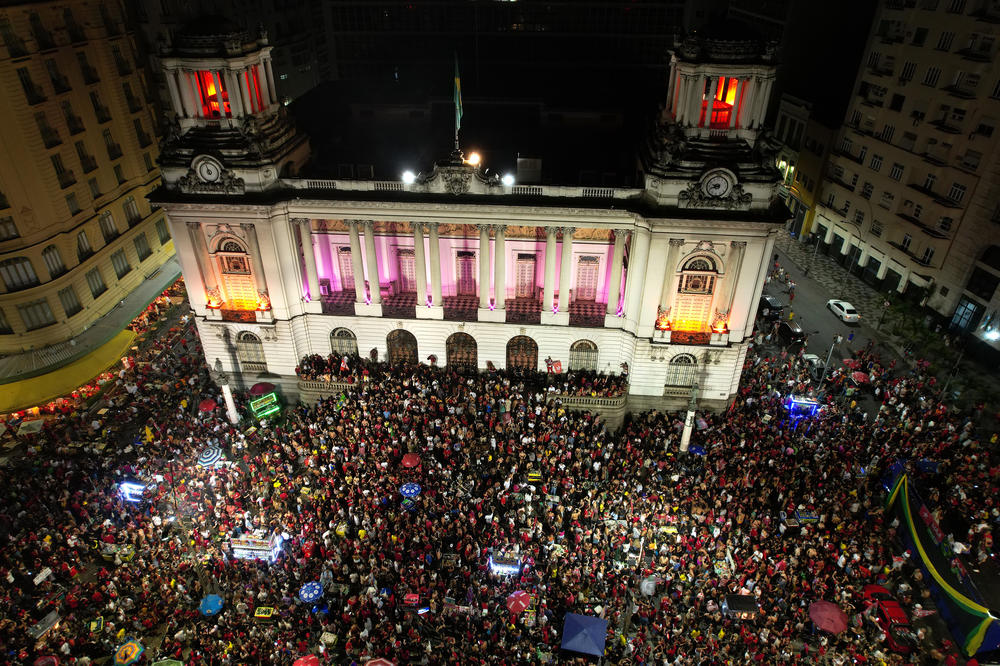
[0,298,996,665]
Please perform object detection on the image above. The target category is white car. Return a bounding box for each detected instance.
[827,299,861,323]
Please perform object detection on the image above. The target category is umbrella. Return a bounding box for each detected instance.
[299,581,323,603]
[809,600,848,634]
[401,453,420,468]
[33,658,59,666]
[688,445,707,456]
[842,358,861,369]
[199,594,224,617]
[197,447,222,467]
[113,639,144,666]
[250,382,275,396]
[17,420,44,435]
[506,590,531,614]
[198,398,217,412]
[561,613,608,657]
[851,371,871,384]
[365,660,395,666]
[400,482,422,498]
[293,656,319,666]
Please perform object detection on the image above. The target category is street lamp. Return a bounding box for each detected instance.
[816,334,843,390]
[211,358,240,424]
[679,382,699,453]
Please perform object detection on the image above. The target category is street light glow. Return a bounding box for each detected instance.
[402,170,416,184]
[502,173,515,186]
[466,152,481,166]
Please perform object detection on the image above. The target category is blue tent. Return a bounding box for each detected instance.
[561,612,608,657]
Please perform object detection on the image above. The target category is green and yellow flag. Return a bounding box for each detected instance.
[454,53,463,145]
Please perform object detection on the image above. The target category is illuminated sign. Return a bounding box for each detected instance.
[250,392,281,418]
[784,395,820,420]
[232,534,283,562]
[119,481,146,503]
[488,555,521,575]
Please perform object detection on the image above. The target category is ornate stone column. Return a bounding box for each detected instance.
[413,222,427,304]
[241,223,267,298]
[729,79,744,129]
[704,75,718,129]
[427,222,442,307]
[677,75,692,125]
[362,220,381,304]
[739,77,756,129]
[478,224,491,309]
[493,225,506,310]
[293,218,320,302]
[688,76,705,127]
[666,59,678,117]
[165,70,184,117]
[188,222,219,299]
[606,229,627,316]
[178,70,199,118]
[347,220,366,303]
[622,226,650,333]
[722,241,747,326]
[542,226,558,313]
[263,58,278,104]
[240,68,254,114]
[225,70,244,116]
[659,239,685,322]
[212,70,226,117]
[558,227,575,312]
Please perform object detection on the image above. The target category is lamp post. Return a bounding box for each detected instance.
[212,358,240,424]
[816,334,843,390]
[680,382,699,453]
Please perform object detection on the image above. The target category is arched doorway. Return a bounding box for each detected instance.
[446,332,477,371]
[236,331,267,373]
[330,327,358,356]
[568,339,598,371]
[506,335,538,370]
[665,353,697,387]
[386,328,418,366]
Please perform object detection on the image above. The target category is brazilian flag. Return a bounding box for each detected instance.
[454,54,463,134]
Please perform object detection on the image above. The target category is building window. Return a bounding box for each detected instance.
[42,245,66,278]
[66,193,81,215]
[16,67,45,105]
[0,307,11,334]
[900,61,916,82]
[992,80,1000,100]
[665,353,698,387]
[99,211,118,241]
[961,150,982,170]
[0,17,27,58]
[58,285,82,317]
[133,233,151,261]
[88,177,100,199]
[330,328,358,356]
[912,27,928,47]
[35,111,61,148]
[236,331,267,372]
[938,217,953,231]
[102,128,121,159]
[923,66,941,87]
[901,234,912,250]
[0,257,39,291]
[855,210,865,225]
[568,339,599,371]
[124,196,141,226]
[889,163,904,181]
[110,248,131,278]
[90,91,109,121]
[0,216,18,241]
[880,124,895,142]
[924,173,937,190]
[861,182,874,199]
[870,154,883,171]
[871,220,883,237]
[936,31,955,51]
[17,299,56,331]
[143,152,154,172]
[948,183,967,203]
[947,0,967,12]
[921,247,935,264]
[86,267,106,297]
[155,218,171,244]
[77,230,92,259]
[52,154,76,189]
[113,164,125,184]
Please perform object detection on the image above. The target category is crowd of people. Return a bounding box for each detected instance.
[0,291,996,665]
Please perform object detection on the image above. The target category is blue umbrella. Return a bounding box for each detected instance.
[197,447,222,467]
[400,483,422,498]
[688,445,707,456]
[199,594,224,617]
[299,581,323,603]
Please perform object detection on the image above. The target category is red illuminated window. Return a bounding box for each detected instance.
[195,71,230,118]
[699,76,744,128]
[251,66,264,111]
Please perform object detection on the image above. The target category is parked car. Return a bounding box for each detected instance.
[863,584,917,655]
[776,320,806,346]
[827,299,861,323]
[758,294,785,321]
[802,353,826,381]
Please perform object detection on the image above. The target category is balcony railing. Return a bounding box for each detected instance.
[101,229,119,243]
[943,84,976,100]
[57,169,76,188]
[107,143,122,160]
[77,248,94,262]
[220,309,256,323]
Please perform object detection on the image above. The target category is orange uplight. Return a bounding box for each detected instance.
[712,320,729,334]
[205,296,222,309]
[655,310,672,331]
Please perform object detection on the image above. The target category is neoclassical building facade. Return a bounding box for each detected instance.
[155,25,787,409]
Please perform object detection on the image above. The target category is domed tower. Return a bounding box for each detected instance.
[643,22,782,212]
[156,18,309,194]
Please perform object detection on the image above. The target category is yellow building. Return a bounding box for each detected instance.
[0,0,175,369]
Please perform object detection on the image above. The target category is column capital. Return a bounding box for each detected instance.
[545,225,559,236]
[731,240,747,249]
[424,221,438,231]
[411,221,425,233]
[290,217,309,226]
[560,226,576,236]
[669,238,686,247]
[613,228,630,239]
[490,224,507,233]
[476,223,491,233]
[361,219,376,230]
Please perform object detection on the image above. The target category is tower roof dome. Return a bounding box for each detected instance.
[170,16,266,58]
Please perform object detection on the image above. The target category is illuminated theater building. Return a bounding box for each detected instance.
[156,22,787,410]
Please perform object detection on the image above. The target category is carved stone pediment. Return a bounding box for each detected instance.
[678,181,752,210]
[440,167,473,194]
[178,167,246,195]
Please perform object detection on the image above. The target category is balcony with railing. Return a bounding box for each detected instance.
[56,169,76,189]
[943,84,977,100]
[906,183,960,208]
[106,143,122,160]
[40,126,61,148]
[23,81,46,105]
[831,146,864,164]
[136,130,152,147]
[125,94,142,113]
[80,154,97,173]
[94,104,111,123]
[101,229,119,243]
[930,117,963,134]
[50,74,70,94]
[77,247,94,262]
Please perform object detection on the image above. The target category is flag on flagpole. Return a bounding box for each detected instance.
[454,53,463,148]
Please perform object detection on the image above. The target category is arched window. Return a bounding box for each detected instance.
[42,245,66,278]
[568,339,598,371]
[673,255,720,332]
[665,353,698,387]
[330,327,358,356]
[506,335,538,370]
[216,238,257,310]
[446,332,477,371]
[236,331,267,372]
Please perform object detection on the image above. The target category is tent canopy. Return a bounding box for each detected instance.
[561,612,608,657]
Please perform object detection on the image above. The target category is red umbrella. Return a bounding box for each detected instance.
[506,590,531,614]
[293,656,319,666]
[401,453,420,468]
[365,659,395,666]
[198,398,217,412]
[250,382,275,396]
[809,601,848,634]
[33,658,59,666]
[851,371,870,384]
[842,358,861,369]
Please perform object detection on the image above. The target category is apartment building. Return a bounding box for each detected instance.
[0,0,174,362]
[813,0,1000,343]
